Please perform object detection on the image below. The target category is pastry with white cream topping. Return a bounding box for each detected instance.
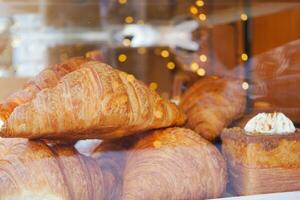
[221,112,300,195]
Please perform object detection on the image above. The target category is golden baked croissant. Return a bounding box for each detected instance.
[180,76,246,141]
[0,137,105,200]
[0,61,186,140]
[123,127,227,200]
[0,50,102,122]
[0,57,90,122]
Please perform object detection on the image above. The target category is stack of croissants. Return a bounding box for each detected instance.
[0,51,246,200]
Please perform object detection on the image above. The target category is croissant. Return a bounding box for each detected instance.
[0,137,105,200]
[0,57,90,122]
[122,127,227,200]
[0,50,103,122]
[180,76,246,141]
[0,61,186,140]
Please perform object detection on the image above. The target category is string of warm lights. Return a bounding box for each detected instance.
[167,61,175,70]
[198,14,206,21]
[240,12,249,63]
[190,6,198,15]
[242,81,249,90]
[118,48,176,92]
[197,68,206,76]
[137,0,209,82]
[196,0,204,7]
[160,50,170,58]
[241,53,248,61]
[124,16,134,24]
[188,1,207,77]
[122,38,131,47]
[118,54,127,62]
[190,0,206,22]
[190,62,199,72]
[199,54,207,62]
[240,13,248,21]
[189,61,206,77]
[119,0,144,25]
[240,12,250,90]
[149,82,158,91]
[117,0,212,92]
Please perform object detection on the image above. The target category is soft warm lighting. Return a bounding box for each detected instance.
[195,0,204,7]
[240,13,248,21]
[190,6,198,15]
[199,54,207,62]
[149,82,158,90]
[198,13,207,21]
[241,53,248,61]
[137,47,146,55]
[118,0,127,4]
[190,62,199,71]
[125,16,134,24]
[167,61,175,70]
[161,50,170,58]
[242,82,249,90]
[197,68,206,76]
[137,20,144,25]
[122,38,131,46]
[127,74,135,82]
[118,54,127,62]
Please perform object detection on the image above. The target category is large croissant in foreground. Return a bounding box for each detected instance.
[123,127,227,200]
[0,61,185,140]
[0,53,101,122]
[180,76,246,141]
[0,137,105,200]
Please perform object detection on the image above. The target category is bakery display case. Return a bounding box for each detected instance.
[0,0,300,199]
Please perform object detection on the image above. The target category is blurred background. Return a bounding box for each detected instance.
[0,0,299,123]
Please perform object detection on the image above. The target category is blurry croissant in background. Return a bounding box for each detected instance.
[0,61,186,140]
[123,127,227,200]
[0,50,102,122]
[0,137,105,200]
[180,76,246,141]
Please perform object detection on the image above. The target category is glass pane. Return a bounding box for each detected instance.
[0,1,299,199]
